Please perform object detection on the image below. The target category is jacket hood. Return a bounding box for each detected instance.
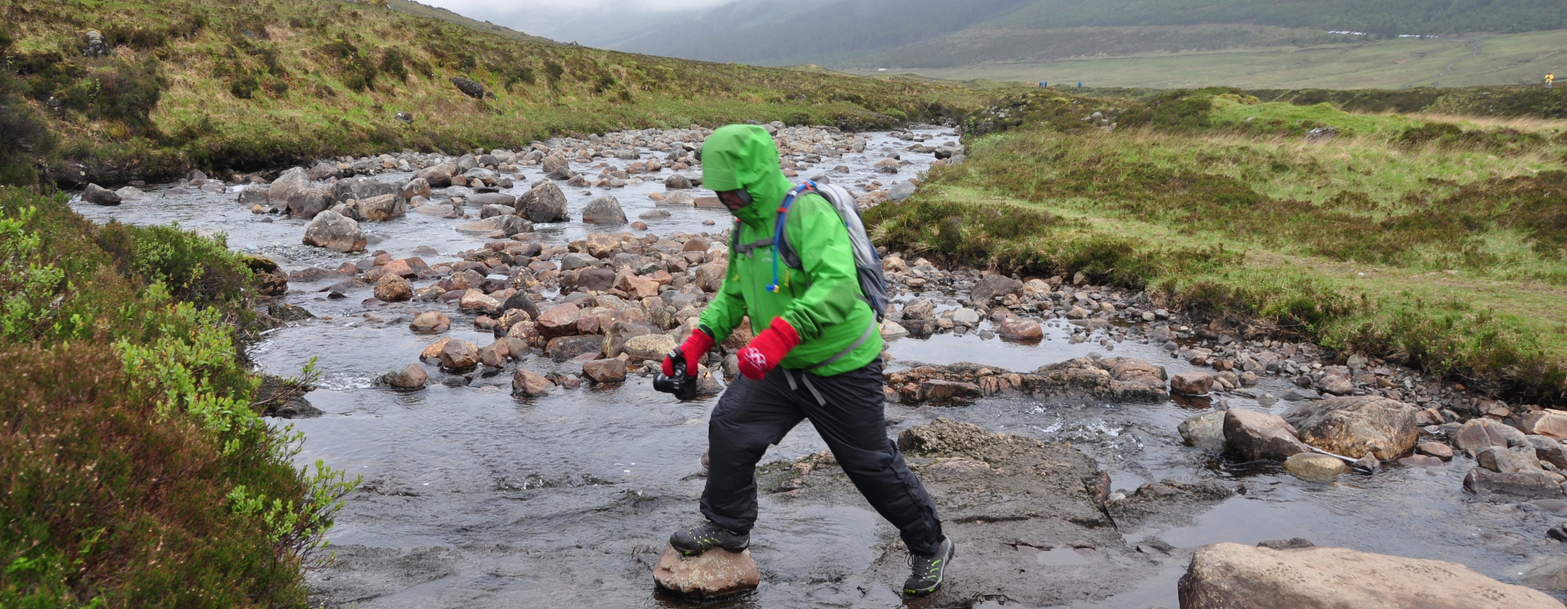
[700,124,793,227]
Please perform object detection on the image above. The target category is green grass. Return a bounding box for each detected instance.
[869,92,1567,404]
[845,29,1567,90]
[0,187,356,607]
[0,0,989,187]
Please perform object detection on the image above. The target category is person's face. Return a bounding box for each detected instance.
[717,189,752,212]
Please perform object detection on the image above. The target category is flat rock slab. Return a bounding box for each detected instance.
[754,418,1220,606]
[652,546,759,600]
[1179,542,1565,609]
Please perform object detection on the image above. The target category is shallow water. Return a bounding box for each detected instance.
[72,128,1566,608]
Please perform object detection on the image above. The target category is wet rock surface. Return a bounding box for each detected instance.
[651,546,760,599]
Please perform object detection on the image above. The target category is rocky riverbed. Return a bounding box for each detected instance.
[71,124,1567,608]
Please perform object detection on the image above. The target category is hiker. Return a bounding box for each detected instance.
[1548,73,1555,89]
[661,124,953,596]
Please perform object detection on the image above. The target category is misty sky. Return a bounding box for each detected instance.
[420,0,730,34]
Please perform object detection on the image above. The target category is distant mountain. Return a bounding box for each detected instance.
[551,0,1567,68]
[385,0,557,46]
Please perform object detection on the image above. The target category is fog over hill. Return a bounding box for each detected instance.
[537,0,1567,68]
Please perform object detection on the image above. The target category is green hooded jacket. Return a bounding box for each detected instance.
[697,124,882,376]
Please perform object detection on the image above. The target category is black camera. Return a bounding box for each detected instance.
[653,349,698,400]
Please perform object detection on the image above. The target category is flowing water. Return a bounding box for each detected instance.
[72,128,1566,608]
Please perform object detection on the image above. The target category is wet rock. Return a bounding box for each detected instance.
[652,546,760,600]
[82,183,122,205]
[1283,395,1418,461]
[917,379,984,404]
[308,161,341,181]
[385,364,427,390]
[1170,372,1214,397]
[623,333,677,362]
[416,163,456,187]
[582,358,627,384]
[517,181,569,223]
[1464,467,1566,497]
[1314,374,1354,396]
[1519,410,1567,440]
[268,167,311,204]
[356,194,402,221]
[437,340,480,372]
[1282,453,1349,482]
[511,369,553,397]
[536,304,581,338]
[1519,554,1567,592]
[499,291,541,322]
[1178,411,1227,451]
[1178,542,1563,609]
[545,335,603,362]
[880,319,909,340]
[886,357,1167,404]
[581,196,627,225]
[302,211,366,253]
[286,188,331,219]
[1224,409,1310,461]
[373,274,412,302]
[407,311,451,335]
[664,174,693,189]
[1476,445,1540,473]
[576,268,617,293]
[1418,441,1455,460]
[1530,435,1567,469]
[1455,418,1531,457]
[969,276,1023,306]
[238,184,269,205]
[458,289,500,314]
[478,340,512,368]
[456,215,530,237]
[996,316,1042,341]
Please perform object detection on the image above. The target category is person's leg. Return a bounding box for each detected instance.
[797,360,943,556]
[699,367,805,534]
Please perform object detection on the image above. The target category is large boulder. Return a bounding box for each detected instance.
[1223,409,1310,461]
[268,167,310,203]
[652,546,760,600]
[356,194,403,221]
[450,76,489,99]
[1518,410,1567,440]
[1455,418,1532,457]
[437,340,480,372]
[286,188,332,219]
[409,311,451,334]
[332,176,401,204]
[623,333,678,362]
[582,358,627,384]
[1178,542,1564,609]
[385,364,427,390]
[517,181,569,223]
[302,211,366,253]
[1170,372,1215,397]
[581,196,627,225]
[238,184,269,205]
[1464,467,1566,497]
[82,183,122,205]
[512,368,552,397]
[416,163,456,187]
[1283,396,1419,461]
[969,275,1023,306]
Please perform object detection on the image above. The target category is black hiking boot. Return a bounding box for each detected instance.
[903,535,954,597]
[669,521,750,556]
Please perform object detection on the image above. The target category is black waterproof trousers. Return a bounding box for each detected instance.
[701,358,945,556]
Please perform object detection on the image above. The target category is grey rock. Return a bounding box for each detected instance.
[302,211,366,253]
[517,181,569,223]
[82,183,121,205]
[286,188,331,219]
[581,196,628,226]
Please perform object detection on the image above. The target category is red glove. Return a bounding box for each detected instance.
[662,327,715,378]
[737,317,801,380]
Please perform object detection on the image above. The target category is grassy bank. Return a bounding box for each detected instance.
[0,0,988,188]
[0,187,354,607]
[869,89,1567,405]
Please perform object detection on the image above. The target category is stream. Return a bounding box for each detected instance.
[71,127,1565,608]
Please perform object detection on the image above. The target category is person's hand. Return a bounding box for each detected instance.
[737,318,800,380]
[662,327,715,378]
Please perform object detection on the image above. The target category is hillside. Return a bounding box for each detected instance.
[550,0,1567,88]
[0,0,987,188]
